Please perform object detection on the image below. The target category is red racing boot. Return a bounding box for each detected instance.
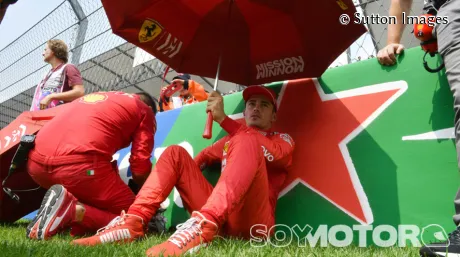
[26,184,77,240]
[146,211,218,256]
[72,211,145,246]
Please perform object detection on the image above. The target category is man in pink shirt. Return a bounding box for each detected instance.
[30,39,84,111]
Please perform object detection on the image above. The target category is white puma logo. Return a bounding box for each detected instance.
[99,229,131,243]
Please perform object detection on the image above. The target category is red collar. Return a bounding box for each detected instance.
[254,127,273,136]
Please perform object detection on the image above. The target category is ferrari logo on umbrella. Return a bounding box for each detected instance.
[139,19,163,43]
[336,0,348,10]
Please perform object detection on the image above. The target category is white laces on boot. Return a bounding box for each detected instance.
[168,217,202,248]
[95,211,143,235]
[96,213,125,235]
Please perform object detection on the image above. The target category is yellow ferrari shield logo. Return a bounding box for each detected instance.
[223,141,229,155]
[139,19,163,43]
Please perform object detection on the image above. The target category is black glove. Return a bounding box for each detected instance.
[147,208,167,234]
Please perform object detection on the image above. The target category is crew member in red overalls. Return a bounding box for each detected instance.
[73,85,295,257]
[26,91,157,240]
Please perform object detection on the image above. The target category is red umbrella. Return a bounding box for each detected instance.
[102,0,365,86]
[102,0,366,138]
[0,104,68,222]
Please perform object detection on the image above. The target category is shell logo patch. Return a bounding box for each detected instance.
[80,93,108,104]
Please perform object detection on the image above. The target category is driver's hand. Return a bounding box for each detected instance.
[377,43,405,66]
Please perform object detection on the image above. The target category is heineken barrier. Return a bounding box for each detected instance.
[114,47,459,246]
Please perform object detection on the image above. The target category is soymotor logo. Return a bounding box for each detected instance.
[250,224,449,248]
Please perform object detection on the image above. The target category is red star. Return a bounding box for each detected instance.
[273,78,407,225]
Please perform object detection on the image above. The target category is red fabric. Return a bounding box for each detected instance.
[71,204,118,236]
[63,64,83,89]
[195,116,294,208]
[34,92,156,175]
[0,104,67,156]
[27,158,135,233]
[0,105,69,222]
[129,121,294,238]
[128,145,213,223]
[193,116,244,170]
[101,0,365,85]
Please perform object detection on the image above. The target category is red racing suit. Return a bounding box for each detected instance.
[27,91,156,234]
[194,117,295,211]
[128,116,294,238]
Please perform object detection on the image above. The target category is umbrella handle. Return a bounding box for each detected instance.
[203,112,213,139]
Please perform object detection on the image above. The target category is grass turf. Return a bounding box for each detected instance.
[0,221,420,257]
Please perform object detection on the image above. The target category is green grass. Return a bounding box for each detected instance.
[0,221,419,257]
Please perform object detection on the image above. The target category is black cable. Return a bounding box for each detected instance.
[1,135,41,203]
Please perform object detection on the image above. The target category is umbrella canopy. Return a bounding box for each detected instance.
[102,0,366,85]
[0,104,68,222]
